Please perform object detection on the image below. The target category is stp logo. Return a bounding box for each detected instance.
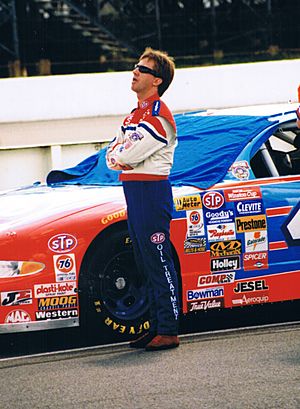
[203,191,224,209]
[48,234,77,253]
[150,232,165,244]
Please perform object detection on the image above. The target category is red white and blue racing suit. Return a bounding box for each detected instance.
[106,93,179,336]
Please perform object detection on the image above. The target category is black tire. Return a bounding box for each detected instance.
[79,227,151,343]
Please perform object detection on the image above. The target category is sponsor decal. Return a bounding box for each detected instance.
[1,290,32,306]
[129,131,144,142]
[232,294,269,306]
[34,282,77,298]
[35,309,78,320]
[233,279,269,293]
[210,256,240,272]
[229,161,250,180]
[235,200,264,216]
[224,186,262,202]
[184,237,206,253]
[38,295,77,310]
[210,240,242,257]
[202,191,224,210]
[236,215,267,233]
[187,287,224,301]
[141,100,149,109]
[188,298,224,312]
[245,231,268,252]
[207,223,236,242]
[53,253,76,282]
[174,194,202,211]
[101,209,126,224]
[197,272,235,287]
[204,208,234,225]
[243,251,268,270]
[48,234,77,253]
[123,139,133,150]
[150,232,165,244]
[104,316,150,335]
[186,209,205,237]
[5,309,31,323]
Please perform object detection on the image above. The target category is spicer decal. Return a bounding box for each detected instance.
[243,251,268,270]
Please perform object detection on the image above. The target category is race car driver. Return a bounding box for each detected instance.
[106,48,180,351]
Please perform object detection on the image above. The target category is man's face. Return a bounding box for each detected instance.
[131,58,159,96]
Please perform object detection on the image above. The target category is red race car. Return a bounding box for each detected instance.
[1,104,300,340]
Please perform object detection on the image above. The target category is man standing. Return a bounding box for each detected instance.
[106,48,179,351]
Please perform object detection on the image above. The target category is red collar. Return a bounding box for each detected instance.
[137,93,160,110]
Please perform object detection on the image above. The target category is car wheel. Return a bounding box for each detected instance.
[79,228,151,342]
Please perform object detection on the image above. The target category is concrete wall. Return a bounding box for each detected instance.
[1,59,299,190]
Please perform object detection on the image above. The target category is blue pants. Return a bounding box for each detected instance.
[123,180,179,336]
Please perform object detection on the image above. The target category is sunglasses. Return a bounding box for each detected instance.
[134,64,162,78]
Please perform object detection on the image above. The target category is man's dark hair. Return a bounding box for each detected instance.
[139,47,175,96]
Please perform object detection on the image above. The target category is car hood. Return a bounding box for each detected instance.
[0,184,125,231]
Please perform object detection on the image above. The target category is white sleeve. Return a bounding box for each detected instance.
[111,117,170,168]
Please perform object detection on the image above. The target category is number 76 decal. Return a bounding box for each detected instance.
[281,202,300,246]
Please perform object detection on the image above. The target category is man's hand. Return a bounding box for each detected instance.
[106,143,133,171]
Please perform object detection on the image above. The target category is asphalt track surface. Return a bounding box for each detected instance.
[0,322,299,409]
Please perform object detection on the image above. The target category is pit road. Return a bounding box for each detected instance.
[0,322,299,409]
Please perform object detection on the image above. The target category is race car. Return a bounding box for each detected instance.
[0,103,299,340]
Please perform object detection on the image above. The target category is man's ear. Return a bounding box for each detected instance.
[153,77,163,88]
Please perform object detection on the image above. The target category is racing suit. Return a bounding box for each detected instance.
[106,93,179,336]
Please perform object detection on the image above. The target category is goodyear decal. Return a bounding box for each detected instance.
[104,317,150,335]
[101,209,126,224]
